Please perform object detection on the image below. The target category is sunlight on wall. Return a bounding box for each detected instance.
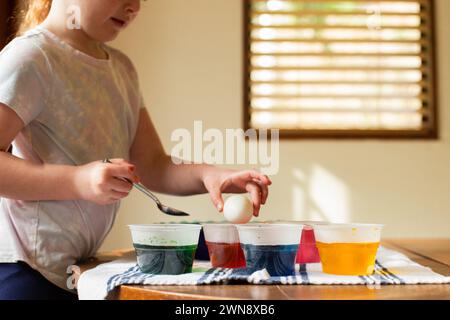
[310,165,350,222]
[293,165,350,222]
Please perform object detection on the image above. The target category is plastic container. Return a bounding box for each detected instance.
[273,220,327,264]
[236,223,303,276]
[296,221,330,264]
[296,225,321,264]
[314,223,383,275]
[202,224,246,268]
[195,227,210,260]
[128,224,201,274]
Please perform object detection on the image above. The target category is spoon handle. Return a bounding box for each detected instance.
[133,182,161,205]
[102,158,161,205]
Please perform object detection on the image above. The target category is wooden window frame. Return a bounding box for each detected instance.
[242,0,439,140]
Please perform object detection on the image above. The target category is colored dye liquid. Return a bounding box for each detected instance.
[205,241,246,268]
[241,244,299,276]
[316,242,380,275]
[133,243,197,274]
[296,229,321,264]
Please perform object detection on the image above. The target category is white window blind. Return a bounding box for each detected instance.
[244,0,437,138]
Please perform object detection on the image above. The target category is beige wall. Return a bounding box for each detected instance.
[100,0,450,251]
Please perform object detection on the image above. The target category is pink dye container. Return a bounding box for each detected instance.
[266,220,328,264]
[296,225,321,264]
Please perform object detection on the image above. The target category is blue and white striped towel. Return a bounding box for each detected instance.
[77,247,450,300]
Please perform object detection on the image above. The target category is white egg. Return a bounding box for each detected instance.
[223,195,253,224]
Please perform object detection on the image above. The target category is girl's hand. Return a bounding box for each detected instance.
[73,158,140,205]
[203,169,272,217]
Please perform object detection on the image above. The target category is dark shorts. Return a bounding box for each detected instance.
[0,262,78,300]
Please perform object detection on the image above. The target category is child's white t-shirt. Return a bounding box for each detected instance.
[0,26,143,291]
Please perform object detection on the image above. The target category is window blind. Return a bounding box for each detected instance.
[244,0,437,138]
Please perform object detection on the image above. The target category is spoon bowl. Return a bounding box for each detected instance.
[103,159,190,217]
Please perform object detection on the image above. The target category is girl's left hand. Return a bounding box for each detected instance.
[202,169,272,217]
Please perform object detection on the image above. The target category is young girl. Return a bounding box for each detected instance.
[0,0,271,300]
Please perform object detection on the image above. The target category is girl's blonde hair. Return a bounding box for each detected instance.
[17,0,52,36]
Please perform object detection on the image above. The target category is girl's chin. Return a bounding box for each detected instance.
[90,29,121,43]
[103,32,120,42]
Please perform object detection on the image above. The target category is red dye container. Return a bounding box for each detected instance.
[205,241,246,268]
[202,223,246,268]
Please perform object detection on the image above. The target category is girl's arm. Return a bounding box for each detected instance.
[0,103,139,204]
[129,108,272,216]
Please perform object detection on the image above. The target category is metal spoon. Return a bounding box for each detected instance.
[103,159,190,216]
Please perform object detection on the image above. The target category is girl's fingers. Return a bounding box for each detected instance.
[108,191,130,203]
[237,170,271,186]
[251,171,271,185]
[252,178,269,205]
[206,182,224,212]
[107,163,140,183]
[108,158,132,166]
[245,182,262,217]
[107,190,128,204]
[109,177,133,193]
[109,189,129,200]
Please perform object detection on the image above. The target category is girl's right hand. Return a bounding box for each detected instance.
[73,158,140,205]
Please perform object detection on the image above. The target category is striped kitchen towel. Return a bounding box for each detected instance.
[77,247,450,300]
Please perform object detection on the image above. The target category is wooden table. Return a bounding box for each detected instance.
[76,239,450,300]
